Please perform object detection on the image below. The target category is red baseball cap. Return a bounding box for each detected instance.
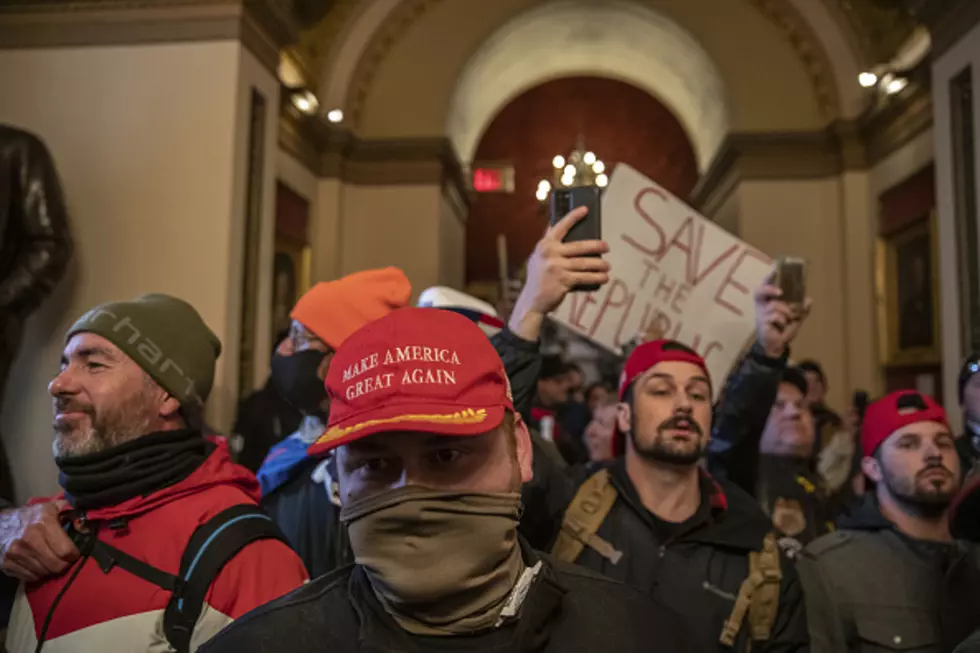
[308,307,513,455]
[612,339,712,455]
[860,390,950,457]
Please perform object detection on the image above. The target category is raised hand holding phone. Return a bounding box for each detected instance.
[549,186,603,292]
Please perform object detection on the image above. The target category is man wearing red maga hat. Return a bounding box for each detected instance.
[202,308,692,653]
[797,390,980,653]
[519,279,810,653]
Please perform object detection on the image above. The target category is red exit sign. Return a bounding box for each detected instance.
[470,163,515,193]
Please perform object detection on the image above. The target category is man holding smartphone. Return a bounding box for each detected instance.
[521,277,812,652]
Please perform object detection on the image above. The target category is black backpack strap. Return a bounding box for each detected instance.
[89,540,179,592]
[162,504,290,653]
[64,516,181,593]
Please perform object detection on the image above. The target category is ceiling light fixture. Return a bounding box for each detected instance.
[858,72,878,88]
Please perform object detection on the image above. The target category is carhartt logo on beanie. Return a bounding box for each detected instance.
[291,267,412,350]
[66,294,222,407]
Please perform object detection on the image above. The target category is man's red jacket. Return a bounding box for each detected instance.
[5,443,308,652]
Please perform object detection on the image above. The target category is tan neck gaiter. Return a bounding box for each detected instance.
[340,486,525,636]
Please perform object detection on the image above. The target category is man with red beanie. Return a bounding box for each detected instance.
[520,281,810,653]
[257,267,412,577]
[797,390,980,652]
[201,308,691,653]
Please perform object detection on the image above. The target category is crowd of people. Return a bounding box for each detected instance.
[1,207,980,652]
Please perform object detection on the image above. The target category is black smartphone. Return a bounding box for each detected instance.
[550,186,602,292]
[774,256,806,306]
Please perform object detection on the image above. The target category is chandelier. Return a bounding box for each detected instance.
[535,146,609,202]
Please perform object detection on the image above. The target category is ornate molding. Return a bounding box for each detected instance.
[823,0,919,64]
[344,0,846,129]
[0,0,298,73]
[348,0,441,128]
[691,129,846,214]
[278,101,470,210]
[692,74,933,215]
[292,0,360,93]
[746,0,841,120]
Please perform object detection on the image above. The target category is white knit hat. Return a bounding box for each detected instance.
[417,286,504,338]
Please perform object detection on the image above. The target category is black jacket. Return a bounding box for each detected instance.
[956,629,980,653]
[0,125,73,319]
[200,544,694,653]
[259,327,543,578]
[705,342,787,494]
[756,455,836,550]
[797,496,980,652]
[260,455,350,579]
[521,457,808,653]
[519,343,807,652]
[234,378,303,472]
[707,343,841,547]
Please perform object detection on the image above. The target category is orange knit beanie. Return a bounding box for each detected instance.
[291,267,412,350]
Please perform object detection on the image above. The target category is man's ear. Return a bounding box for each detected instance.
[616,402,632,434]
[159,394,182,421]
[514,415,534,484]
[861,455,883,484]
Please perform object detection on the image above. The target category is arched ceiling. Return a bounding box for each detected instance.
[309,0,871,166]
[446,0,727,170]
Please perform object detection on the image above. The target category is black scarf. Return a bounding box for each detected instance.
[56,429,211,511]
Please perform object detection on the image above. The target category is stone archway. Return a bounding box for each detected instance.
[444,0,727,170]
[315,0,867,147]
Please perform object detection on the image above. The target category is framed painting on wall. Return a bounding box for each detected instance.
[272,233,312,351]
[877,212,941,367]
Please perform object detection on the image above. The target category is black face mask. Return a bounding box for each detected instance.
[270,350,329,418]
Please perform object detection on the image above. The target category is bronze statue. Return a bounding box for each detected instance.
[0,125,74,501]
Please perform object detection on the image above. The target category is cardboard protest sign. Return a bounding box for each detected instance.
[553,164,772,392]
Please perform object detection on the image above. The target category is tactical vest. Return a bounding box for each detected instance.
[551,469,782,648]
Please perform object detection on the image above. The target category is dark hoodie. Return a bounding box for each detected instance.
[520,457,808,653]
[199,540,694,653]
[798,496,980,652]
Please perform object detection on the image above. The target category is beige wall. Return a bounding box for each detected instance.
[289,172,468,297]
[934,22,980,424]
[710,188,741,237]
[839,170,878,397]
[278,150,319,205]
[311,178,344,283]
[339,184,444,301]
[438,188,466,289]
[0,41,276,501]
[736,179,851,414]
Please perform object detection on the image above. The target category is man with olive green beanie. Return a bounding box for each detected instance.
[3,293,307,653]
[66,293,222,410]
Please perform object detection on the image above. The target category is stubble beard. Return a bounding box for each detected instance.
[882,465,956,519]
[52,390,156,459]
